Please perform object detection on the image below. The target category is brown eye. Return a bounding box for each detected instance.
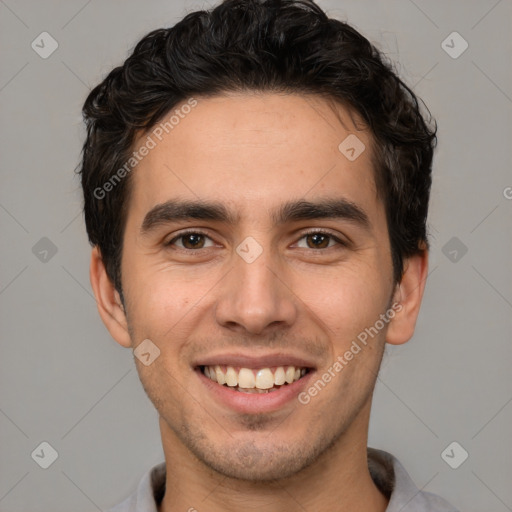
[167,231,215,250]
[296,231,344,250]
[305,233,331,249]
[180,233,205,249]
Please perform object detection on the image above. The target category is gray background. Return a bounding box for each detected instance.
[1,0,511,510]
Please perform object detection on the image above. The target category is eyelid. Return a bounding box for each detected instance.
[293,228,348,248]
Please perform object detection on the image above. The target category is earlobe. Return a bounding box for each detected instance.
[386,249,429,346]
[89,246,132,348]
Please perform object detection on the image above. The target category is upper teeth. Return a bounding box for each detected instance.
[203,365,307,389]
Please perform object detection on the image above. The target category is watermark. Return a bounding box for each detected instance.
[134,338,161,366]
[338,134,365,161]
[31,32,59,59]
[298,302,402,405]
[503,186,512,200]
[93,97,198,200]
[441,441,468,469]
[32,236,58,263]
[236,236,263,263]
[441,31,468,60]
[442,236,468,263]
[31,441,59,469]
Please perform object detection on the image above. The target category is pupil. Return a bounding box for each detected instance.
[185,234,203,248]
[309,233,328,248]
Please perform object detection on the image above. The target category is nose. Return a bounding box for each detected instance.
[214,244,298,335]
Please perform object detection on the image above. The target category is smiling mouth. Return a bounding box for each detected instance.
[199,365,312,393]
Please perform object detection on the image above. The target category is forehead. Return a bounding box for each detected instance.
[128,92,380,224]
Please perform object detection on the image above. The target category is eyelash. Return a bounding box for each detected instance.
[166,228,347,251]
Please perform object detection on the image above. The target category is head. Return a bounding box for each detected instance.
[83,0,435,482]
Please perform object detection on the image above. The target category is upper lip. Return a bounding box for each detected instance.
[193,353,317,370]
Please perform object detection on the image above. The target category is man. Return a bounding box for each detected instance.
[80,0,458,510]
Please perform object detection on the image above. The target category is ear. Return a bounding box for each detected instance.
[386,248,429,346]
[89,246,132,348]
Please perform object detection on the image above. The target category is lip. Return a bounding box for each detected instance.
[192,353,317,370]
[195,366,316,414]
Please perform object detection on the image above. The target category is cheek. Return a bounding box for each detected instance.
[295,263,390,341]
[124,270,199,343]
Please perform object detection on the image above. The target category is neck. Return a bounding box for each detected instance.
[158,404,389,512]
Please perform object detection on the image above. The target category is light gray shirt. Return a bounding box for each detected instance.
[106,448,459,511]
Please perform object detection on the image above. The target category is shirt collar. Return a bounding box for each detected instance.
[107,448,457,512]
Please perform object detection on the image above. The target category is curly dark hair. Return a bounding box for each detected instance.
[79,0,437,296]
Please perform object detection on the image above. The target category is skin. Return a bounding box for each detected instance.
[90,92,428,511]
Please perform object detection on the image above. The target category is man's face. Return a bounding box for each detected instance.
[120,93,396,480]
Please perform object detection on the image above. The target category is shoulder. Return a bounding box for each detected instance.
[104,462,166,512]
[368,448,459,512]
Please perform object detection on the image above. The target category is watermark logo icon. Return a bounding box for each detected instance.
[32,237,58,263]
[441,441,468,469]
[134,339,161,366]
[31,441,59,469]
[31,32,59,59]
[338,134,366,161]
[441,32,468,59]
[442,236,468,263]
[236,237,263,263]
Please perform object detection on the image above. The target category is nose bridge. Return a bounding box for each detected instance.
[214,236,297,334]
[236,243,279,299]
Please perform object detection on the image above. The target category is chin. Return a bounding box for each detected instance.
[188,436,324,483]
[204,455,306,482]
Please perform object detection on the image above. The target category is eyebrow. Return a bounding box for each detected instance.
[140,197,371,234]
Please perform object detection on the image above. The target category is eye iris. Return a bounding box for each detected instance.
[307,233,329,249]
[183,233,204,249]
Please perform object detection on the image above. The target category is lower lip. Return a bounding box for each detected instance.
[196,368,315,414]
